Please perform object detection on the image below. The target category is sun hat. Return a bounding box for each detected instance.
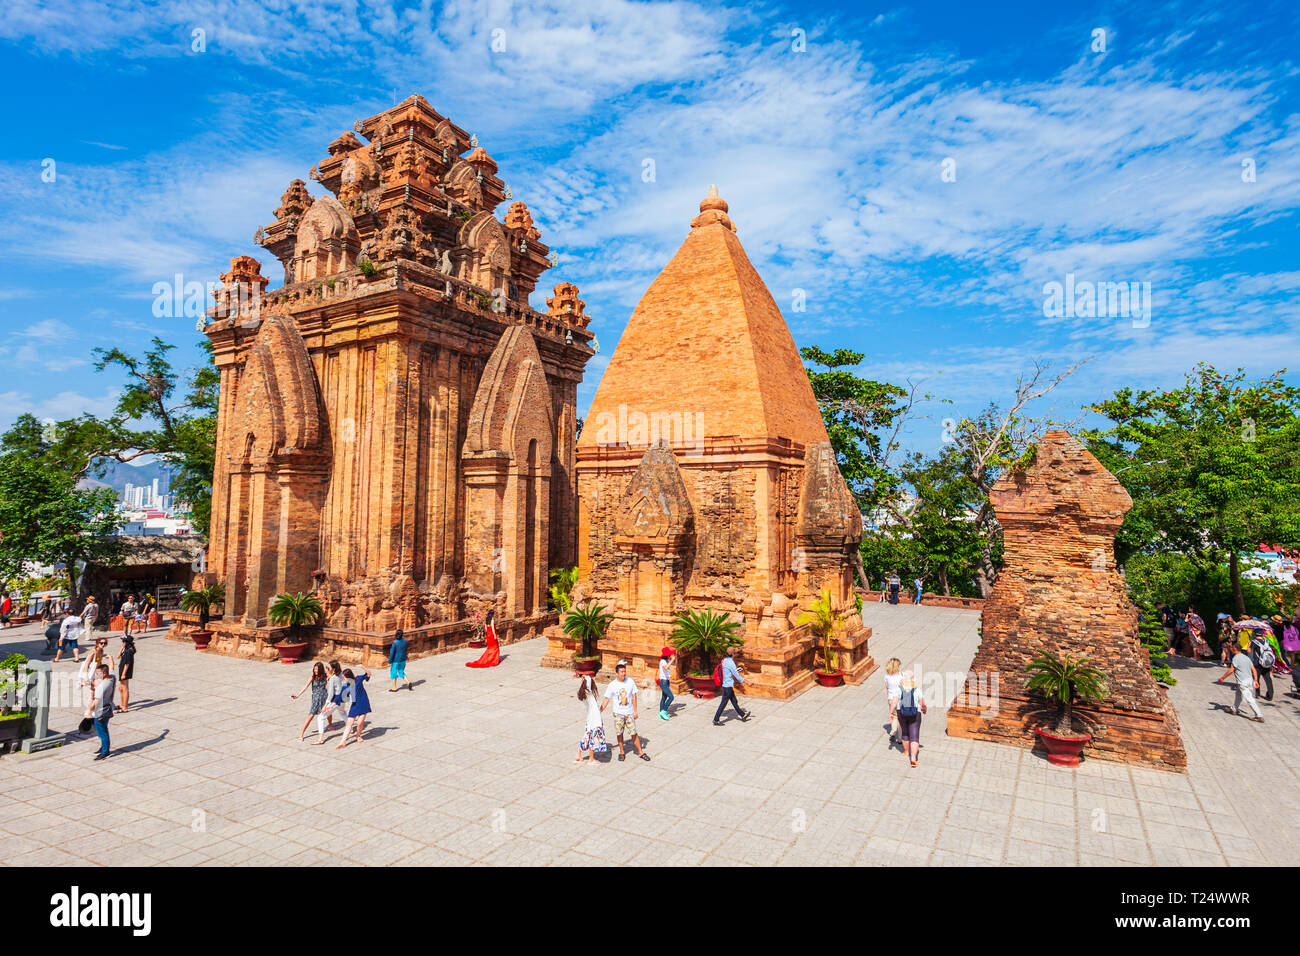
[660,647,674,657]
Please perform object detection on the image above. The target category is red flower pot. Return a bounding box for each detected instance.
[190,630,213,650]
[1036,726,1092,767]
[468,640,487,649]
[814,670,845,687]
[573,656,600,676]
[275,642,309,664]
[688,675,718,699]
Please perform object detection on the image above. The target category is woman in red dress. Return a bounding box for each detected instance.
[466,608,501,668]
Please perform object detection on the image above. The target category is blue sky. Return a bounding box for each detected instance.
[1,0,1297,455]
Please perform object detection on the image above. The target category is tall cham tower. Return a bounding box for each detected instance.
[545,188,872,699]
[194,95,595,663]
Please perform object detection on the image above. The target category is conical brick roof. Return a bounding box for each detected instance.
[579,188,829,449]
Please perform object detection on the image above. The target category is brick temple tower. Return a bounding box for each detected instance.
[194,95,595,662]
[946,431,1187,771]
[543,187,872,698]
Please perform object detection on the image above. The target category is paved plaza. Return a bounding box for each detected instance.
[1,603,1296,866]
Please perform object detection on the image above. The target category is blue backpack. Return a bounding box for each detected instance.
[898,686,919,717]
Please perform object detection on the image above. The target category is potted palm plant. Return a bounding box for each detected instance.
[179,583,226,650]
[267,591,323,664]
[797,588,848,687]
[670,609,743,699]
[1024,650,1108,766]
[563,602,611,676]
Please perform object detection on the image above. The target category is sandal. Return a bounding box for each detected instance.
[618,753,626,761]
[639,753,651,762]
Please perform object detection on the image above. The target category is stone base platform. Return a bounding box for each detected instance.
[167,611,558,667]
[541,622,874,701]
[947,679,1188,773]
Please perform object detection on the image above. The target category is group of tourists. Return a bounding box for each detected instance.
[73,629,137,760]
[292,659,372,748]
[1213,612,1299,721]
[879,572,924,605]
[1151,601,1300,723]
[114,592,154,637]
[573,646,753,765]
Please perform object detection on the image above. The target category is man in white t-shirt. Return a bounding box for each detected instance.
[55,612,82,663]
[601,661,650,762]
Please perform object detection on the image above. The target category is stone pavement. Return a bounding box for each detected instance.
[0,603,1296,866]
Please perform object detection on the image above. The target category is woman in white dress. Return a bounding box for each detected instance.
[575,673,608,763]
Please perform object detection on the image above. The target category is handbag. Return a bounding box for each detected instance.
[78,716,94,735]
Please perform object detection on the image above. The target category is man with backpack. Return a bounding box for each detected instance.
[1158,604,1178,651]
[1249,630,1276,701]
[712,647,750,725]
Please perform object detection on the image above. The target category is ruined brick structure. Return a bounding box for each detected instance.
[543,188,872,699]
[946,430,1187,771]
[185,96,594,663]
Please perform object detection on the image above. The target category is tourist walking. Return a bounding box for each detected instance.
[574,673,608,763]
[878,576,887,603]
[79,637,114,688]
[912,577,923,605]
[1219,643,1264,721]
[54,610,82,662]
[888,572,901,605]
[712,647,750,725]
[388,628,411,691]
[81,595,100,638]
[314,660,345,743]
[466,608,501,668]
[0,593,11,628]
[120,594,138,638]
[117,635,136,712]
[895,670,927,767]
[1217,613,1235,664]
[1185,607,1211,659]
[1249,629,1276,701]
[85,663,116,760]
[657,647,676,720]
[294,662,330,742]
[883,657,903,747]
[1158,604,1177,651]
[1282,617,1300,668]
[335,665,372,748]
[601,661,649,761]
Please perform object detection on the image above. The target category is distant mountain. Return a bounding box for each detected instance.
[86,458,175,498]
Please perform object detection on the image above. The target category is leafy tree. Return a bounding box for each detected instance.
[0,336,219,534]
[897,447,989,596]
[800,346,911,517]
[1084,364,1300,615]
[0,453,124,602]
[1135,606,1175,686]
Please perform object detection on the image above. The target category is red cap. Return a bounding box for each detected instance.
[661,647,675,657]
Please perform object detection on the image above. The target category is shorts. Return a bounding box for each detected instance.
[120,663,134,681]
[390,661,406,680]
[614,714,638,737]
[60,638,78,651]
[898,712,922,743]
